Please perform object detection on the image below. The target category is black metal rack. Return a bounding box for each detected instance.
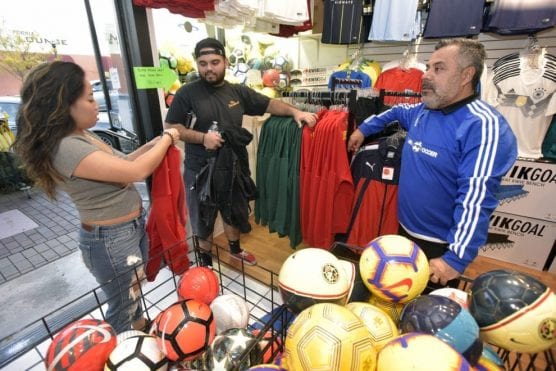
[0,237,289,370]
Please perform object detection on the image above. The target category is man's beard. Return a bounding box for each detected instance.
[203,71,225,86]
[421,81,441,109]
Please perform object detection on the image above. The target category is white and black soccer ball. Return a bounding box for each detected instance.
[272,55,291,72]
[206,328,262,370]
[228,48,246,66]
[105,334,168,371]
[232,63,250,85]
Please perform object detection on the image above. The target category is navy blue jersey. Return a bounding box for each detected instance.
[423,0,484,38]
[321,0,365,44]
[484,0,556,35]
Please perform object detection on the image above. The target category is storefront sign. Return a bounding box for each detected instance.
[133,67,177,90]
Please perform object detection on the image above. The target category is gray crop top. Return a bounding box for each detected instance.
[52,134,142,222]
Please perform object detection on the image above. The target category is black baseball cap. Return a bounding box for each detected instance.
[194,38,226,59]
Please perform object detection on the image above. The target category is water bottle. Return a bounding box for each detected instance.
[206,121,220,152]
[208,121,219,134]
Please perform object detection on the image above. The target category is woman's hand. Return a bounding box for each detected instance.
[163,128,180,145]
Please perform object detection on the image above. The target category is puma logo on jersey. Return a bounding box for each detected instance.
[228,100,240,108]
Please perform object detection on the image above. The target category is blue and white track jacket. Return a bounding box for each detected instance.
[358,95,517,272]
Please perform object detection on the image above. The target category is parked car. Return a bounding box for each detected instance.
[91,79,120,112]
[0,96,138,154]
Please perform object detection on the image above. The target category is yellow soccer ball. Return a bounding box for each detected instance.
[346,301,399,351]
[285,303,376,371]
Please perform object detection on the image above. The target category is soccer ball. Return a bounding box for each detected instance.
[45,318,117,371]
[278,248,350,314]
[337,259,372,303]
[377,333,471,370]
[248,58,264,70]
[206,327,262,370]
[346,302,399,351]
[468,269,556,353]
[429,287,470,309]
[252,328,283,364]
[210,293,250,334]
[153,299,215,362]
[262,69,281,88]
[359,235,429,303]
[260,87,278,98]
[229,48,246,66]
[248,365,285,370]
[284,303,377,371]
[105,334,168,370]
[177,266,220,305]
[399,295,483,365]
[474,344,505,371]
[232,63,250,85]
[272,55,291,72]
[276,73,290,91]
[117,330,147,344]
[368,295,406,325]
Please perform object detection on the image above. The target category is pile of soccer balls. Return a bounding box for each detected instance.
[42,234,556,370]
[43,266,272,370]
[227,38,293,99]
[276,234,556,370]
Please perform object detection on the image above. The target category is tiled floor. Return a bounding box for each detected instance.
[0,250,284,370]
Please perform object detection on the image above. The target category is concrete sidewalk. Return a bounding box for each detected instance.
[0,189,79,283]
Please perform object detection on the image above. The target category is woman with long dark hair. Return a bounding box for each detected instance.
[13,61,180,332]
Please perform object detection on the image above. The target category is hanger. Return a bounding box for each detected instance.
[521,34,545,70]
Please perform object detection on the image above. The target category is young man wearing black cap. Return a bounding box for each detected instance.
[165,37,318,266]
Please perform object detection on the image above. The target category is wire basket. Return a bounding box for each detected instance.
[1,238,555,370]
[0,237,289,370]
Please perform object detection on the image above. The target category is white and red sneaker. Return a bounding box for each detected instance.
[230,250,257,266]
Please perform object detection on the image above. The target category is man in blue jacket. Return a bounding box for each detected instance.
[348,39,517,287]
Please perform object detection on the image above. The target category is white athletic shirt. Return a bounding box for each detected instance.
[368,0,421,41]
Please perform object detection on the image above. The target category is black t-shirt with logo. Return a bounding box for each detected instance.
[166,79,270,157]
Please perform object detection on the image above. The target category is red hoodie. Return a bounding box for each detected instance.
[146,146,189,281]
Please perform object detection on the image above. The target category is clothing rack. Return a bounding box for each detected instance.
[379,89,422,99]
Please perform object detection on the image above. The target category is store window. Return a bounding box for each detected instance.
[0,0,138,152]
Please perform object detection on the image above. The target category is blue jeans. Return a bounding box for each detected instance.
[185,153,218,239]
[78,212,148,333]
